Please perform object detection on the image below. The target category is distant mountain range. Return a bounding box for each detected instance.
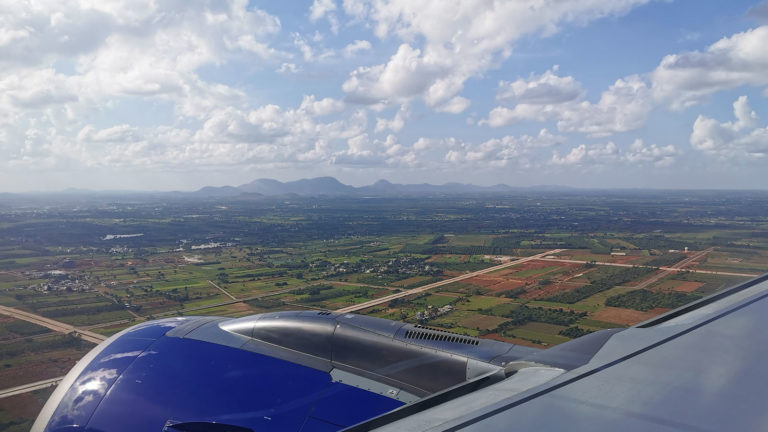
[190,177,573,197]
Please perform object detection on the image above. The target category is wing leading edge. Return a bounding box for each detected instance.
[366,273,768,431]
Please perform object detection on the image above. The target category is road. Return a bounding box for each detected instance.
[0,305,107,344]
[539,257,756,278]
[208,280,237,300]
[1,246,747,399]
[630,247,716,291]
[334,249,564,313]
[0,377,63,399]
[153,285,306,317]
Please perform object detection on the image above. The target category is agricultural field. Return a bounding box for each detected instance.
[1,191,768,425]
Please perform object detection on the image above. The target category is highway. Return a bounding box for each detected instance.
[208,280,237,300]
[539,257,757,278]
[0,377,63,399]
[334,249,564,313]
[0,305,107,344]
[629,247,716,291]
[153,284,307,317]
[0,246,751,399]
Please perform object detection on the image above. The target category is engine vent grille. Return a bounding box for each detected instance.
[317,311,333,315]
[403,328,480,346]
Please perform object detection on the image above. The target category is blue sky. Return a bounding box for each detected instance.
[1,0,768,191]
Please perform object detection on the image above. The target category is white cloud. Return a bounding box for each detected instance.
[484,25,768,138]
[343,44,440,104]
[497,66,583,105]
[444,129,565,168]
[436,96,470,114]
[556,75,653,137]
[731,95,760,131]
[0,0,283,125]
[293,32,334,62]
[485,104,559,127]
[690,95,768,157]
[277,63,300,74]
[551,139,679,166]
[343,39,372,57]
[332,133,416,167]
[485,72,652,137]
[6,96,367,170]
[624,139,679,167]
[374,104,409,132]
[341,0,650,109]
[652,26,768,109]
[551,142,618,165]
[310,0,339,34]
[299,95,346,116]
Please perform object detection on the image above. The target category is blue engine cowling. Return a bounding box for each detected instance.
[32,311,538,432]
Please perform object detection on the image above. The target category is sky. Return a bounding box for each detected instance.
[2,0,768,192]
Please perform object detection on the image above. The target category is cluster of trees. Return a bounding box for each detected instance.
[478,303,586,330]
[483,305,586,327]
[559,326,593,338]
[294,284,370,303]
[41,302,125,318]
[388,292,430,308]
[606,289,702,311]
[645,253,685,268]
[545,266,654,304]
[400,276,442,289]
[0,334,85,361]
[293,284,333,296]
[400,244,517,256]
[21,295,103,311]
[1,320,49,338]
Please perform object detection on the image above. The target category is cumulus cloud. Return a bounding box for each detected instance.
[0,0,284,125]
[299,95,346,116]
[293,33,334,62]
[485,70,652,137]
[0,0,305,172]
[444,129,565,168]
[556,75,653,137]
[652,26,768,109]
[341,0,650,109]
[374,104,409,132]
[497,66,583,105]
[277,63,300,74]
[332,134,416,166]
[624,139,679,167]
[551,142,618,165]
[343,44,439,104]
[0,0,283,72]
[6,95,367,171]
[551,139,678,166]
[310,0,339,34]
[485,25,768,138]
[343,39,372,57]
[690,95,768,157]
[436,96,471,114]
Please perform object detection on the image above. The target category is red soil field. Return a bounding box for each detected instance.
[462,275,526,292]
[673,281,704,292]
[519,282,587,300]
[425,254,447,262]
[592,307,671,326]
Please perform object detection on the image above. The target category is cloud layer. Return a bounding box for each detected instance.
[0,1,765,190]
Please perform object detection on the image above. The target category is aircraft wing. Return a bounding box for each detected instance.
[32,273,768,431]
[363,273,768,431]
